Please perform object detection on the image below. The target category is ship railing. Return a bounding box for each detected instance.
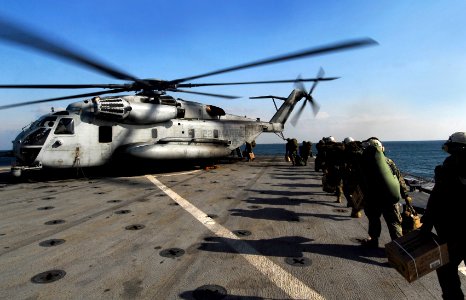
[402,172,434,194]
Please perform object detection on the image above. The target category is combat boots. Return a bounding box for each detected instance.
[335,195,342,203]
[351,208,362,218]
[360,238,379,248]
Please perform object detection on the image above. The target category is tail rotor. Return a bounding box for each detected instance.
[290,68,324,126]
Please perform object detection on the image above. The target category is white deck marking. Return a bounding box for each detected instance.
[146,175,325,300]
[157,170,201,177]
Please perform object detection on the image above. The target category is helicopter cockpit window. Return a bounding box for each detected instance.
[23,128,51,145]
[38,116,57,127]
[54,118,74,135]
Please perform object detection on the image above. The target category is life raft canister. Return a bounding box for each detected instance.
[361,145,401,203]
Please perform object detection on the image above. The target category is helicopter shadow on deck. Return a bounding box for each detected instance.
[245,196,314,206]
[247,189,312,197]
[275,168,313,172]
[269,182,322,189]
[230,207,308,222]
[229,207,350,222]
[196,235,388,267]
[0,157,233,184]
[179,291,269,300]
[272,176,313,181]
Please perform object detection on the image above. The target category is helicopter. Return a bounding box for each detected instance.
[0,18,377,176]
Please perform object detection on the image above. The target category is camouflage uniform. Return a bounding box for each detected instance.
[288,138,299,166]
[421,154,466,299]
[315,140,325,172]
[245,142,253,161]
[322,142,345,202]
[361,149,410,243]
[299,141,312,166]
[341,141,364,216]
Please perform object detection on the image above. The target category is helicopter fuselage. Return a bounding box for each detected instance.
[11,94,287,172]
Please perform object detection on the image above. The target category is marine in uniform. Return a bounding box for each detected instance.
[321,137,345,202]
[300,141,312,166]
[421,132,466,299]
[315,139,325,172]
[288,138,299,166]
[359,138,410,248]
[341,137,364,217]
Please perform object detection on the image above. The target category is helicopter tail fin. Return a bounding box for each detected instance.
[269,89,305,125]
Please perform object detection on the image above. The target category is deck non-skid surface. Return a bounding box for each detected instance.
[0,156,464,299]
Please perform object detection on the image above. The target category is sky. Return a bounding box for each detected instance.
[0,0,465,149]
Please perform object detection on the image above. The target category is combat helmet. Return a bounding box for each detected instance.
[362,137,384,152]
[442,132,466,154]
[343,137,355,144]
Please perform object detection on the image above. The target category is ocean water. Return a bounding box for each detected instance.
[0,140,448,180]
[254,140,448,180]
[383,141,447,180]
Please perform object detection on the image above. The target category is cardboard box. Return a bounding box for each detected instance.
[385,230,449,282]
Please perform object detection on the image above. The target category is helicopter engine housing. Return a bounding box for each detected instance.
[93,97,177,124]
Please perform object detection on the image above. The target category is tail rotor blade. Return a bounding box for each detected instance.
[290,99,307,127]
[294,74,307,92]
[309,67,325,95]
[309,99,320,116]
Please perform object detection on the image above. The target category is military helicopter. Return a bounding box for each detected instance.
[0,18,376,176]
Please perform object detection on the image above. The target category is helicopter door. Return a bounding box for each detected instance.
[99,126,112,143]
[97,126,112,162]
[46,117,78,167]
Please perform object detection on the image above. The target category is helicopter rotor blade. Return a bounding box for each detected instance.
[0,17,149,86]
[0,84,131,89]
[309,67,325,95]
[303,67,325,116]
[294,74,307,92]
[290,99,307,127]
[169,89,239,99]
[309,98,320,116]
[171,38,377,84]
[177,77,339,88]
[0,88,128,110]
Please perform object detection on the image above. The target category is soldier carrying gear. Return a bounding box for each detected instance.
[421,131,466,299]
[321,138,345,202]
[299,141,312,166]
[289,138,299,166]
[244,140,256,161]
[315,139,325,172]
[359,137,410,248]
[341,138,364,217]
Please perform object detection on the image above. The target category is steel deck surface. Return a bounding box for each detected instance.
[0,156,464,299]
